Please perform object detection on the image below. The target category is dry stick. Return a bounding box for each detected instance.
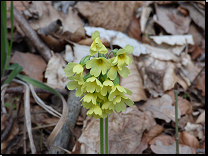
[12,79,36,154]
[6,86,68,97]
[47,90,81,154]
[174,86,179,154]
[23,117,27,154]
[13,6,52,62]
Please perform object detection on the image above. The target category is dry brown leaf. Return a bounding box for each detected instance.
[155,4,191,35]
[120,59,147,102]
[9,51,47,81]
[150,140,194,154]
[166,89,193,115]
[196,110,205,124]
[184,122,204,140]
[45,52,69,89]
[131,131,148,154]
[42,117,59,130]
[30,2,84,33]
[163,62,178,91]
[149,133,175,146]
[146,125,163,143]
[138,94,181,123]
[76,105,152,154]
[195,72,205,96]
[126,16,142,41]
[179,131,199,148]
[30,105,49,125]
[75,1,143,32]
[179,2,205,31]
[180,52,201,83]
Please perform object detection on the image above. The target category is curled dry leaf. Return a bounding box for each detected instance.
[150,140,194,154]
[184,122,204,140]
[140,6,152,33]
[120,59,147,102]
[163,62,178,92]
[195,71,205,96]
[149,133,175,146]
[146,124,163,143]
[196,110,205,124]
[126,16,142,41]
[76,105,152,154]
[179,2,205,31]
[180,52,201,83]
[45,52,69,89]
[138,94,181,123]
[9,51,47,82]
[75,1,143,32]
[179,131,199,149]
[154,4,191,35]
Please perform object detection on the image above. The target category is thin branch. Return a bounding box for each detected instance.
[13,6,52,62]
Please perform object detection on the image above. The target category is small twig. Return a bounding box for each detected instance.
[23,117,27,154]
[13,6,52,62]
[6,86,68,97]
[18,123,58,135]
[174,84,179,154]
[1,118,14,142]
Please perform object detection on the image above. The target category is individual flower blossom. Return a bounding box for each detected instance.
[82,76,103,93]
[101,79,114,96]
[107,64,130,80]
[112,95,134,112]
[86,57,111,77]
[87,104,102,119]
[81,101,93,109]
[101,100,115,118]
[66,80,84,97]
[67,72,84,85]
[112,44,133,70]
[89,31,108,56]
[108,84,132,101]
[82,92,97,105]
[64,62,83,77]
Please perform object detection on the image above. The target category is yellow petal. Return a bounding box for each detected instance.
[91,30,100,40]
[118,66,130,78]
[73,64,83,74]
[115,102,126,112]
[67,81,78,90]
[107,66,117,80]
[123,44,134,54]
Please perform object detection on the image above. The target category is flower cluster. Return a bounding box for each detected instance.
[64,30,134,118]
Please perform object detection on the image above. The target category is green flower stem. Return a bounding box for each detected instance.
[105,115,109,154]
[100,117,104,154]
[106,51,113,59]
[174,90,179,154]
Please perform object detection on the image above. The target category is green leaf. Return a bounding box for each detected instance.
[79,55,91,67]
[83,72,92,81]
[16,74,61,98]
[1,1,8,78]
[6,1,14,69]
[4,63,23,84]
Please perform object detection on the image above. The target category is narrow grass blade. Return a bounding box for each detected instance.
[1,1,8,78]
[16,74,61,98]
[3,63,23,84]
